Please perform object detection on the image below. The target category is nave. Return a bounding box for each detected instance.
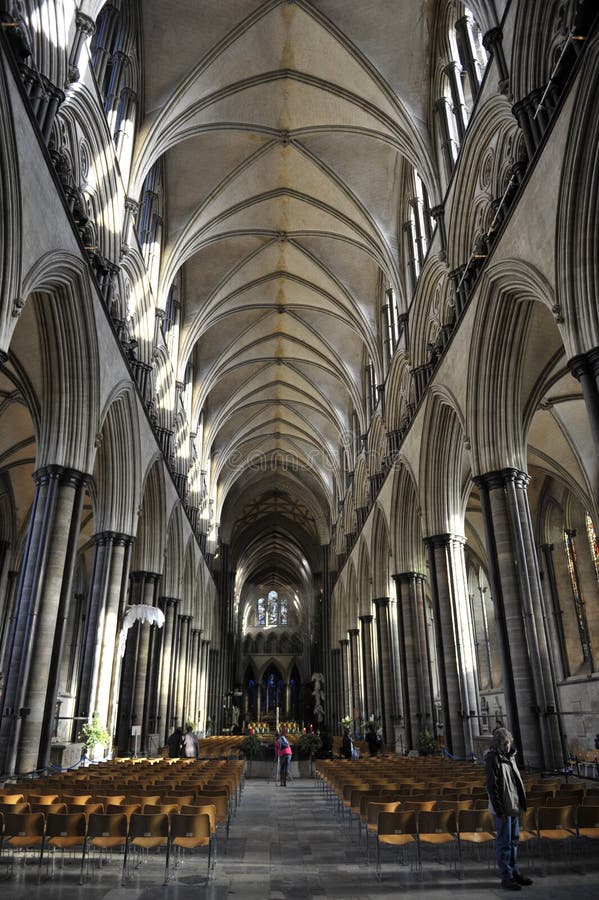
[1,773,597,900]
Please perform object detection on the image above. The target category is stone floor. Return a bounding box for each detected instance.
[1,774,598,899]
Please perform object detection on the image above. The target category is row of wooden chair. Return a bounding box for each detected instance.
[376,806,599,878]
[374,804,599,881]
[0,807,215,884]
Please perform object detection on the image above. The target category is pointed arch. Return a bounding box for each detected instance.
[420,386,470,536]
[390,459,426,574]
[94,383,141,534]
[132,457,166,572]
[370,504,391,599]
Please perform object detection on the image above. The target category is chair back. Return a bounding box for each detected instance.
[46,811,87,839]
[170,812,211,843]
[128,812,169,840]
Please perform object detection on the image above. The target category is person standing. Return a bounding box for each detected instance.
[166,726,184,758]
[277,730,292,786]
[365,723,382,757]
[341,726,353,759]
[485,727,533,891]
[181,724,200,759]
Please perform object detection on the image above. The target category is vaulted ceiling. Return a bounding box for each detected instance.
[136,0,436,596]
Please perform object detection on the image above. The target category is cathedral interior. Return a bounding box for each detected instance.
[0,0,599,786]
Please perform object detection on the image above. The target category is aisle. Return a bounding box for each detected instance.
[207,779,599,900]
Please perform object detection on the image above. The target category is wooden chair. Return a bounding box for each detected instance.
[366,800,401,863]
[376,810,418,880]
[169,813,213,879]
[416,809,459,875]
[41,811,87,881]
[123,812,170,884]
[575,804,599,867]
[536,805,576,871]
[81,813,128,880]
[457,809,495,877]
[2,811,45,882]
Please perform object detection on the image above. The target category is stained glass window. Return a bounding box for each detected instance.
[280,596,288,625]
[257,597,265,626]
[564,530,591,661]
[267,590,278,625]
[585,513,599,582]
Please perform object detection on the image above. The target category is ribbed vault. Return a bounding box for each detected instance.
[131,0,436,609]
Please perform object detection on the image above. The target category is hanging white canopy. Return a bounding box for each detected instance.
[118,604,165,657]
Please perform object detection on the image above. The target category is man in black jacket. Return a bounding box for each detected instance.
[485,727,533,891]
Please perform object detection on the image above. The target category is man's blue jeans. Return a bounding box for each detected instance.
[495,815,520,880]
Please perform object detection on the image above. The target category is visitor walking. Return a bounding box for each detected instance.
[485,727,533,891]
[166,726,184,758]
[181,724,200,758]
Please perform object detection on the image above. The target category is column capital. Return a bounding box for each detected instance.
[130,570,160,582]
[358,614,373,623]
[482,26,503,52]
[93,530,134,546]
[393,571,426,585]
[473,468,529,491]
[33,465,87,489]
[568,346,599,380]
[423,533,466,549]
[348,628,359,637]
[75,10,96,36]
[339,638,349,647]
[159,596,180,608]
[373,596,389,608]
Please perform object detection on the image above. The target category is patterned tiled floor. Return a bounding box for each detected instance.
[1,776,598,898]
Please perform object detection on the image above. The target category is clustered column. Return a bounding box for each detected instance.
[359,614,375,720]
[373,597,394,745]
[393,572,434,749]
[424,535,478,758]
[0,466,87,774]
[474,469,563,769]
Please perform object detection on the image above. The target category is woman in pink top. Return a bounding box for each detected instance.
[276,730,292,786]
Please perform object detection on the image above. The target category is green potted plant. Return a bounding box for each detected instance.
[78,713,111,759]
[296,732,322,775]
[417,728,439,756]
[239,733,263,760]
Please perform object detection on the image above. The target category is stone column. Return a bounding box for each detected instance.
[67,10,95,84]
[0,465,87,774]
[474,469,563,769]
[373,597,394,746]
[394,572,435,749]
[200,638,210,732]
[76,531,133,731]
[339,639,350,721]
[348,628,360,724]
[568,349,599,469]
[156,597,178,743]
[189,629,201,724]
[424,535,478,758]
[331,648,341,731]
[359,614,375,720]
[175,615,191,724]
[130,574,158,751]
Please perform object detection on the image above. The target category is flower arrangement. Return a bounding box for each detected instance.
[78,713,110,750]
[340,715,353,729]
[417,728,439,755]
